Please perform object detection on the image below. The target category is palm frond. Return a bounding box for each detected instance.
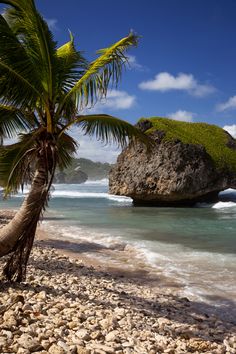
[65,114,152,149]
[0,132,38,195]
[58,32,139,114]
[0,105,37,141]
[0,13,44,108]
[56,33,88,92]
[55,34,88,120]
[2,0,57,101]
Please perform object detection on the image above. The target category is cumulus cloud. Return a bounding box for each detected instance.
[139,72,215,97]
[127,55,146,71]
[216,96,236,112]
[168,110,195,122]
[223,124,236,138]
[45,18,58,31]
[101,90,136,109]
[83,90,136,114]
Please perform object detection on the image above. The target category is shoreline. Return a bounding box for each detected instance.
[0,241,236,353]
[0,210,236,354]
[2,210,236,314]
[0,210,236,352]
[36,227,182,292]
[37,226,236,324]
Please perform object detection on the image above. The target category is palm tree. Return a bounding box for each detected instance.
[0,0,149,282]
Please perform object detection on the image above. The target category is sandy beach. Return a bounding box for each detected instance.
[0,211,236,354]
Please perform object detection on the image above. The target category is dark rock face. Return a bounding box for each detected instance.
[109,129,236,206]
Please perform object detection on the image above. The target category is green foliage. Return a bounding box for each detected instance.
[0,132,38,193]
[139,117,236,172]
[0,105,35,140]
[59,32,139,114]
[72,114,151,149]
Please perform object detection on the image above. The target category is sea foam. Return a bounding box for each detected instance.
[212,201,236,209]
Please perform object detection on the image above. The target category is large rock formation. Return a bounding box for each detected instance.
[109,118,236,206]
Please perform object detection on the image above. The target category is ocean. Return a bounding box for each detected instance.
[1,180,236,320]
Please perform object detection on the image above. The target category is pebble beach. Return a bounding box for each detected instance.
[0,211,236,354]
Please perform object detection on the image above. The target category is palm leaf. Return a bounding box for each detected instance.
[0,14,44,108]
[2,0,57,101]
[56,33,88,92]
[55,34,88,120]
[57,32,139,114]
[0,105,37,141]
[0,133,39,195]
[63,114,152,149]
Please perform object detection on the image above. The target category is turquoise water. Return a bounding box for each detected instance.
[1,180,236,316]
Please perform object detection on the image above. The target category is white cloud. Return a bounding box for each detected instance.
[45,18,58,31]
[168,110,195,122]
[139,72,215,97]
[102,90,136,109]
[217,96,236,112]
[83,89,136,114]
[127,55,146,71]
[223,124,236,138]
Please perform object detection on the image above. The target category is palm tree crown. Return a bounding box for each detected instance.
[0,0,149,281]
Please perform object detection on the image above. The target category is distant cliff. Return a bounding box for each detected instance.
[109,117,236,206]
[54,158,112,184]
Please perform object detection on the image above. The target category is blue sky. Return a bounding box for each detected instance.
[4,1,236,161]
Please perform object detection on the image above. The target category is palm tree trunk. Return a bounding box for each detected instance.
[0,151,54,282]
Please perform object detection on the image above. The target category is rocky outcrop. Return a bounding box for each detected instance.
[54,169,88,184]
[109,119,236,206]
[54,158,112,184]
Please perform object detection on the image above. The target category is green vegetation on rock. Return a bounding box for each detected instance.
[140,117,236,172]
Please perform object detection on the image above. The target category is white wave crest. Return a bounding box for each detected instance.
[212,201,236,209]
[84,178,108,186]
[196,200,236,209]
[50,190,132,203]
[52,191,107,198]
[107,195,132,203]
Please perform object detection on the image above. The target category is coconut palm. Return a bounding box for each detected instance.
[0,0,149,282]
